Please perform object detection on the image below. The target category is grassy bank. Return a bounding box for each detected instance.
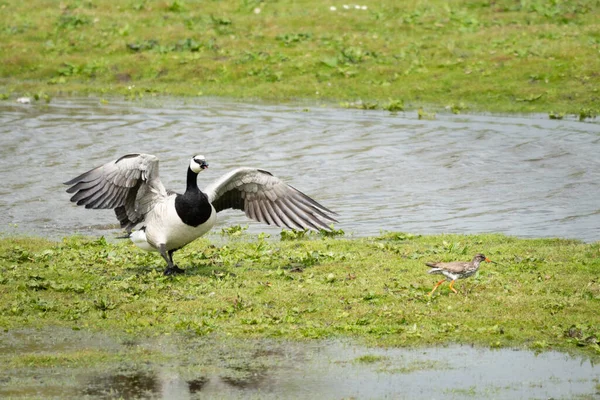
[1,0,599,115]
[1,231,598,359]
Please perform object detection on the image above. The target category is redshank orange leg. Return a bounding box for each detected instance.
[448,280,458,294]
[429,279,446,296]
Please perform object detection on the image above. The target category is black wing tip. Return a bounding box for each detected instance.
[314,216,338,229]
[63,165,103,186]
[288,184,338,215]
[63,176,84,185]
[115,153,142,163]
[257,168,274,176]
[311,200,338,216]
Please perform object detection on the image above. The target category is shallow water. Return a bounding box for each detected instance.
[1,329,598,399]
[1,97,599,241]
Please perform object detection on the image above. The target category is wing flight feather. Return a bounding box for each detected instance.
[204,167,337,231]
[64,153,167,232]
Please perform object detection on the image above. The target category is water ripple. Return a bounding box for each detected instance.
[1,98,599,242]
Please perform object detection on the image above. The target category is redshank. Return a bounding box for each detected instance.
[426,253,491,295]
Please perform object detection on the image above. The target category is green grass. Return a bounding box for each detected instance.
[0,231,598,359]
[1,0,599,115]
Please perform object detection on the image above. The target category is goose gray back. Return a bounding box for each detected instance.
[64,153,338,275]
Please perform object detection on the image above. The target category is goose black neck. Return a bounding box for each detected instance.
[175,167,211,227]
[186,167,200,193]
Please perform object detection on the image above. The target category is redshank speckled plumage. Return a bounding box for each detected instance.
[426,253,491,296]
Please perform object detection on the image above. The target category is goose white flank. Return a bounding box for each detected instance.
[64,153,338,275]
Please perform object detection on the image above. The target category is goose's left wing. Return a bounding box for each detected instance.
[204,168,337,231]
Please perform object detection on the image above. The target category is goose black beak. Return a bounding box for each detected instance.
[200,162,209,170]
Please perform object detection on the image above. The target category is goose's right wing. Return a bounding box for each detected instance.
[64,153,168,232]
[204,167,338,231]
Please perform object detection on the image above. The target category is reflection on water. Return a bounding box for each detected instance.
[0,97,599,242]
[186,377,209,393]
[84,371,161,398]
[83,370,267,399]
[0,328,598,399]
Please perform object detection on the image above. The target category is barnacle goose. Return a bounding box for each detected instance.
[64,154,338,275]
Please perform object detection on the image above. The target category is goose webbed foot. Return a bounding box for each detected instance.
[164,265,185,276]
[159,245,185,276]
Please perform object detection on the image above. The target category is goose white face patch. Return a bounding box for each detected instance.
[190,155,207,173]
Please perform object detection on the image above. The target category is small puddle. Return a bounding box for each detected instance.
[1,328,598,399]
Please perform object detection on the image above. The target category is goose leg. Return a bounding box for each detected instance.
[168,249,185,274]
[429,279,446,296]
[159,244,185,275]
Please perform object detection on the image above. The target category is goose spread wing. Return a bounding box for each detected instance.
[204,168,338,231]
[64,153,168,232]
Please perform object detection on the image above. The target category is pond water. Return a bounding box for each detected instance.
[1,329,598,399]
[1,97,599,242]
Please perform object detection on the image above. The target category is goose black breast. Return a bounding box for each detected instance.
[174,191,213,227]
